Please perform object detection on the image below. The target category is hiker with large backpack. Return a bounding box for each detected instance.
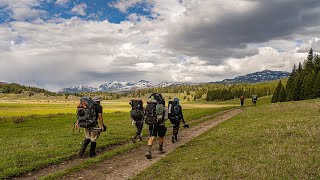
[240,96,245,107]
[76,96,105,158]
[129,99,144,143]
[144,93,168,159]
[168,98,189,143]
[252,95,258,105]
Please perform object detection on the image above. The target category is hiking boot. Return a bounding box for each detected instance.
[138,136,142,142]
[158,146,166,154]
[79,139,91,157]
[171,135,176,143]
[89,142,97,158]
[131,136,136,143]
[174,135,178,142]
[145,151,152,159]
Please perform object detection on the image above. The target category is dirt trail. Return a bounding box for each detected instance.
[60,108,244,180]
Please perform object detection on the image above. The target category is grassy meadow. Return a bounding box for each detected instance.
[0,95,237,179]
[135,98,320,179]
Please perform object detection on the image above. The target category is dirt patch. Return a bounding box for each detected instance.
[60,109,244,180]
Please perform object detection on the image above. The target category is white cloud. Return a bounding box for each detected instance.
[55,0,69,6]
[109,0,144,13]
[0,0,47,21]
[71,3,87,16]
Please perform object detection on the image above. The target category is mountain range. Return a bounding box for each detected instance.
[59,70,290,93]
[59,80,195,93]
[216,70,290,84]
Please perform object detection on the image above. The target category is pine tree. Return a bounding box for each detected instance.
[308,48,313,60]
[292,74,303,101]
[272,81,282,103]
[279,87,287,102]
[301,69,316,100]
[313,71,320,98]
[286,64,297,101]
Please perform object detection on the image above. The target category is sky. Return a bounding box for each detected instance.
[0,0,320,91]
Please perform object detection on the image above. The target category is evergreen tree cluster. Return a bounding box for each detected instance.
[0,83,59,96]
[272,48,320,103]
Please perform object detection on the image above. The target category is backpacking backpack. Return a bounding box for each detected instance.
[168,101,182,124]
[130,99,144,120]
[76,97,97,128]
[144,100,158,125]
[149,93,165,106]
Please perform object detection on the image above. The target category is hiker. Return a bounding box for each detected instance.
[252,95,258,105]
[129,99,144,143]
[240,96,245,106]
[77,96,105,158]
[144,93,168,159]
[168,98,189,143]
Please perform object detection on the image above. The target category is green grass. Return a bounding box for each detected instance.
[0,101,131,117]
[0,100,235,179]
[134,99,320,179]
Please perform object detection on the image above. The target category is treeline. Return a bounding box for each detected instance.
[205,81,279,101]
[272,48,320,103]
[78,80,279,101]
[0,83,59,96]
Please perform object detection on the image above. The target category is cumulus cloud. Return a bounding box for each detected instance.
[0,0,319,90]
[0,0,47,21]
[165,0,320,63]
[109,0,145,13]
[71,3,87,16]
[55,0,69,6]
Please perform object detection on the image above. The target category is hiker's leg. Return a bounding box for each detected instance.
[132,121,139,143]
[146,125,156,159]
[80,128,91,157]
[175,122,180,140]
[138,122,143,141]
[89,130,99,158]
[136,121,143,136]
[79,138,91,157]
[158,126,167,153]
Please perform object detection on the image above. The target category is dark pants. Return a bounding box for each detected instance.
[135,121,144,136]
[241,101,244,106]
[172,121,181,136]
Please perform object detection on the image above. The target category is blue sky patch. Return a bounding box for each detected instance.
[0,0,153,24]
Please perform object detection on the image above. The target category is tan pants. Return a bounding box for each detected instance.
[84,128,100,142]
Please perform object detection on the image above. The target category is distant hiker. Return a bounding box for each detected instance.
[240,96,245,106]
[76,96,105,158]
[252,95,258,105]
[144,93,168,159]
[129,99,144,143]
[168,98,189,143]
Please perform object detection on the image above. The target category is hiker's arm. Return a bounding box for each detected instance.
[180,106,185,124]
[98,106,104,129]
[98,113,104,129]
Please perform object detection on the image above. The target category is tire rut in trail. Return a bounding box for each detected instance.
[13,108,237,180]
[60,108,244,180]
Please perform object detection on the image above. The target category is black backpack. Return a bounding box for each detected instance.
[130,99,144,120]
[149,93,165,105]
[144,101,158,125]
[168,101,182,124]
[76,97,97,128]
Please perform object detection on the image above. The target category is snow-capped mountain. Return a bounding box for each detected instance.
[217,70,290,84]
[59,80,172,93]
[59,85,97,93]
